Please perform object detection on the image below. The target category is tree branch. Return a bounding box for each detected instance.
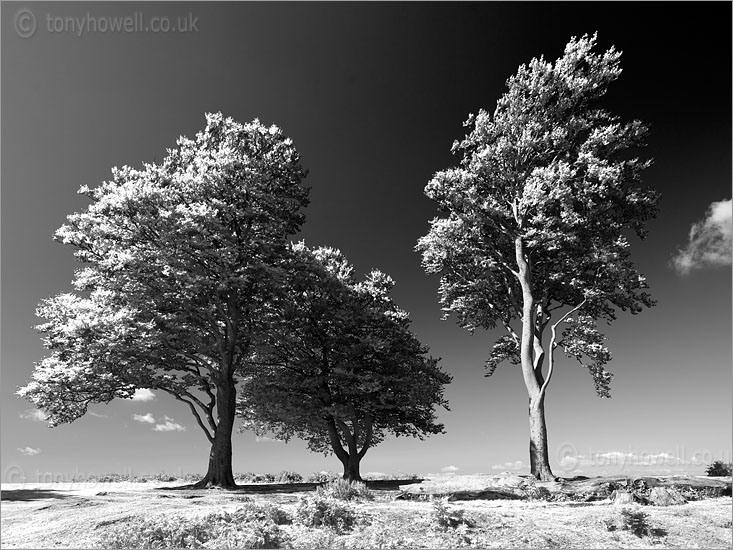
[357,415,373,460]
[539,298,588,398]
[182,390,217,432]
[170,392,215,443]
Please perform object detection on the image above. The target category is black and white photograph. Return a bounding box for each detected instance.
[2,1,731,548]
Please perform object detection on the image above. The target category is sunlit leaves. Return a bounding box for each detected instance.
[485,336,520,378]
[19,113,309,427]
[417,33,659,392]
[561,315,613,398]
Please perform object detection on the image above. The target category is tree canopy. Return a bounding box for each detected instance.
[238,242,451,480]
[18,112,310,487]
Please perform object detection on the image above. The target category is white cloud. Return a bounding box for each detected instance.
[640,452,681,465]
[131,389,156,401]
[595,451,631,461]
[88,411,108,418]
[560,450,687,471]
[17,447,41,456]
[153,416,186,432]
[672,198,732,274]
[19,409,47,422]
[132,413,156,424]
[491,461,526,471]
[441,465,459,472]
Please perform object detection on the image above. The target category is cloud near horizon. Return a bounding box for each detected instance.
[153,416,186,432]
[559,450,691,473]
[491,461,526,471]
[672,198,732,274]
[131,389,156,401]
[17,447,41,456]
[441,465,460,472]
[132,413,156,424]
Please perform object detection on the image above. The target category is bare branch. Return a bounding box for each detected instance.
[539,298,588,399]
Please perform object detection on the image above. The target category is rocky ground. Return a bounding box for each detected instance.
[1,475,730,549]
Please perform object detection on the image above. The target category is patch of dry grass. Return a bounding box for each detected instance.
[1,483,730,549]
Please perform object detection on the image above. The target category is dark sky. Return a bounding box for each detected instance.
[2,2,731,481]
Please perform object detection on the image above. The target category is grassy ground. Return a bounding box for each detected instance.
[1,480,731,549]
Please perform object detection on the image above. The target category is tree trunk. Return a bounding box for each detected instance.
[528,394,554,481]
[194,378,237,489]
[514,236,555,482]
[326,416,367,482]
[340,452,363,482]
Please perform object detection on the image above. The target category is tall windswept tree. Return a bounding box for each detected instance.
[18,113,309,488]
[416,34,660,480]
[238,242,451,481]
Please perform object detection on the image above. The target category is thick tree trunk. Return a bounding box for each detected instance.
[325,416,368,483]
[340,452,363,482]
[528,394,554,481]
[194,378,237,489]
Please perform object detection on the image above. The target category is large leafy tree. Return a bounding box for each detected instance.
[238,243,451,481]
[18,113,309,488]
[417,34,659,480]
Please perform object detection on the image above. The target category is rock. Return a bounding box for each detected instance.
[647,487,687,506]
[661,476,731,498]
[396,488,523,501]
[397,473,527,501]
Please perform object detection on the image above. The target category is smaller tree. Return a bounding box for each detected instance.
[238,243,451,481]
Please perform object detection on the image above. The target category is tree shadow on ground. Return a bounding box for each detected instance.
[156,482,322,493]
[155,479,423,493]
[1,489,71,501]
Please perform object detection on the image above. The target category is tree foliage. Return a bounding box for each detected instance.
[417,33,659,396]
[238,242,451,475]
[417,33,659,479]
[19,112,309,447]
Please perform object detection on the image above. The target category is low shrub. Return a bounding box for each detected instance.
[316,478,374,501]
[431,498,475,530]
[277,470,303,483]
[234,472,282,484]
[705,461,732,477]
[236,501,292,525]
[520,478,555,501]
[255,473,276,484]
[295,495,360,533]
[362,472,421,481]
[620,508,651,538]
[96,504,291,549]
[145,472,180,482]
[306,471,341,484]
[234,472,256,483]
